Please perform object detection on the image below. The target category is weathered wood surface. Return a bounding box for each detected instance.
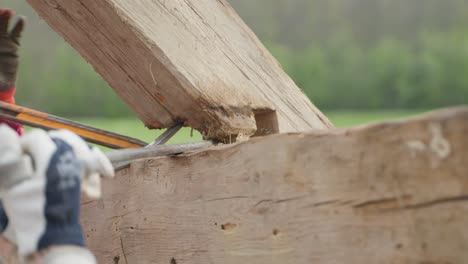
[82,106,468,263]
[27,0,332,140]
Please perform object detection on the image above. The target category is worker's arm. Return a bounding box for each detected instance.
[0,8,24,135]
[0,125,114,263]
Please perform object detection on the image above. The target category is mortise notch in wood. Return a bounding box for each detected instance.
[254,109,280,137]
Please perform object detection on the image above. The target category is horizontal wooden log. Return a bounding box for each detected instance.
[82,106,468,263]
[27,0,332,140]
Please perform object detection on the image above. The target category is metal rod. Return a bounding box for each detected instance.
[106,141,214,166]
[148,124,183,147]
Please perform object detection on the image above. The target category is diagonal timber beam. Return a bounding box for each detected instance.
[82,106,468,263]
[26,0,332,140]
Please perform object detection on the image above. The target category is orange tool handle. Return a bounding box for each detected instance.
[0,101,147,149]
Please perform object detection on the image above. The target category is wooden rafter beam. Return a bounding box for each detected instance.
[26,0,332,140]
[82,106,468,263]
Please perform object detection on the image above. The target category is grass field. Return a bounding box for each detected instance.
[75,110,428,145]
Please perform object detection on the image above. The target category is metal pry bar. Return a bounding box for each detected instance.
[106,140,214,166]
[111,123,185,170]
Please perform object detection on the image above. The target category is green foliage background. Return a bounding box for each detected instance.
[4,0,468,117]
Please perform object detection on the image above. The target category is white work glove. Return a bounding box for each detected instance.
[48,129,114,199]
[0,127,114,259]
[0,125,32,192]
[42,246,98,264]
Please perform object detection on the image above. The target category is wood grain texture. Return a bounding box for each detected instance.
[82,106,468,264]
[26,0,332,140]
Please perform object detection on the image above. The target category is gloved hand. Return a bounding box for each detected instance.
[0,125,31,193]
[0,8,24,92]
[48,129,115,199]
[0,126,114,259]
